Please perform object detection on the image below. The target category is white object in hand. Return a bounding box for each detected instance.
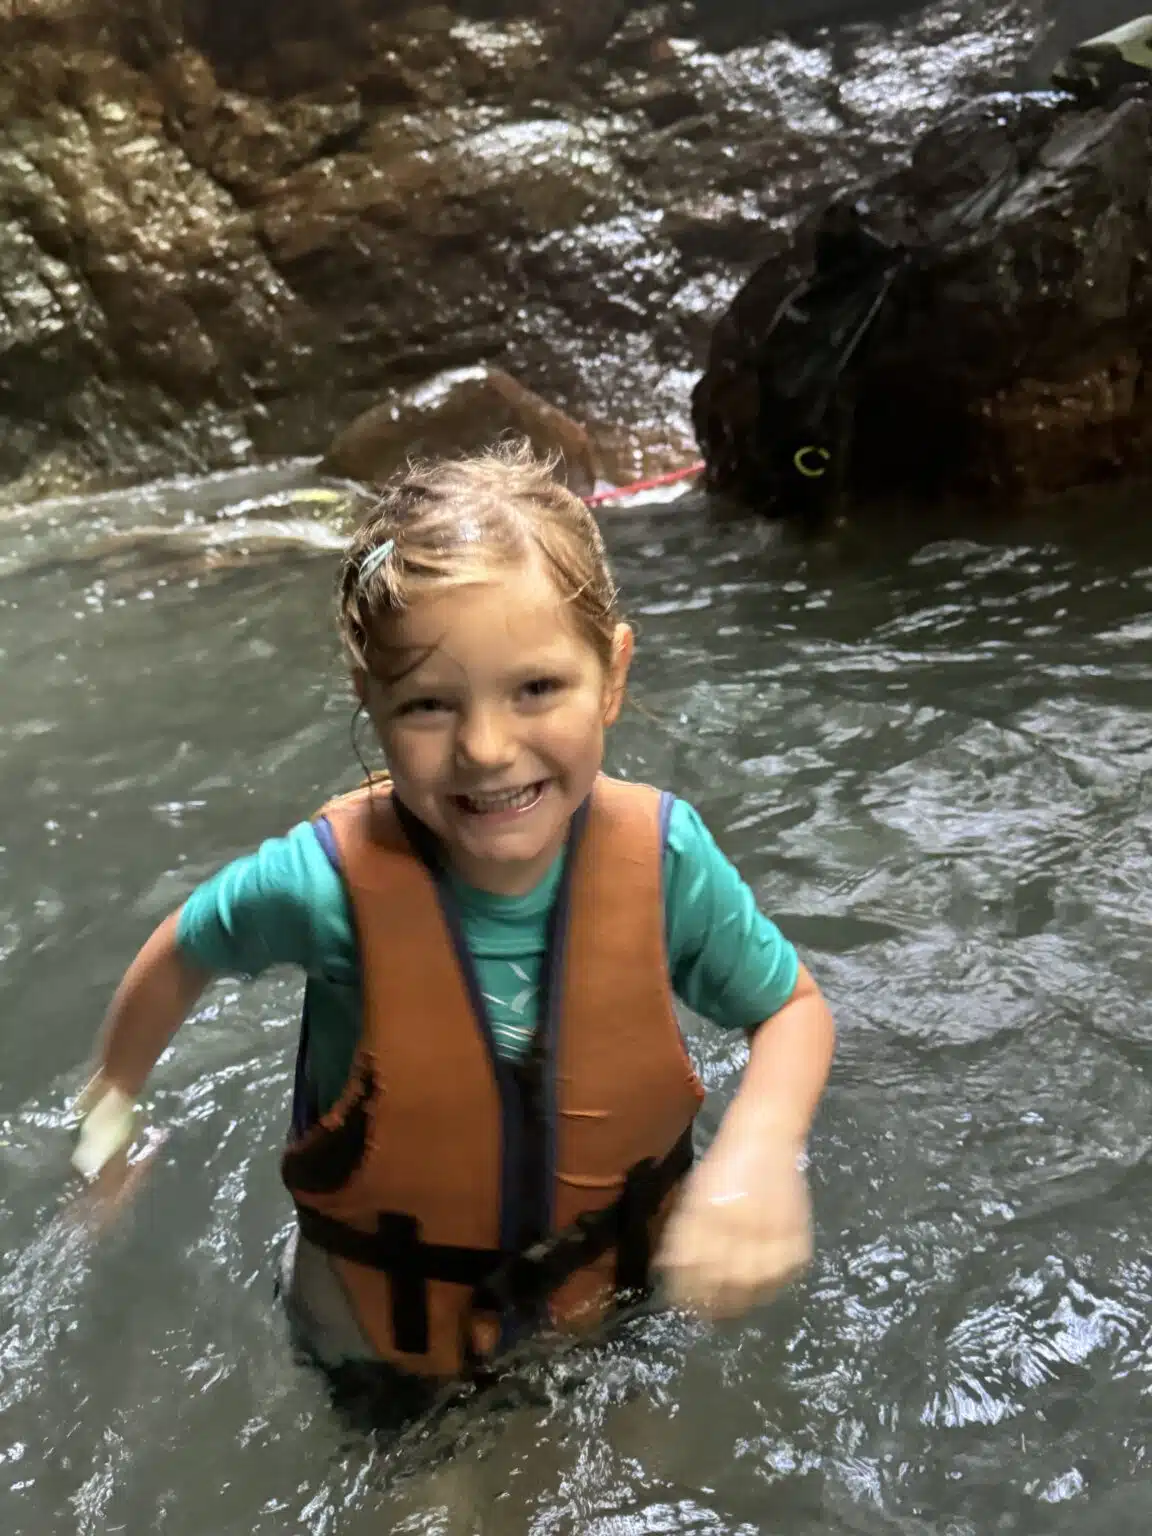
[72,1084,137,1178]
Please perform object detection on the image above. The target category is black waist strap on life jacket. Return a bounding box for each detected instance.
[293,1125,694,1358]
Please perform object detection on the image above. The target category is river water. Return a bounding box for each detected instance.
[2,467,1152,1535]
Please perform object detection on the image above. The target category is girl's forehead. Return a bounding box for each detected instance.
[385,563,592,670]
[403,563,567,633]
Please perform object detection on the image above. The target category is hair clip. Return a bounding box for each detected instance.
[357,538,394,587]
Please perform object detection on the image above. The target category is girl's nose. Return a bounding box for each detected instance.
[455,705,516,769]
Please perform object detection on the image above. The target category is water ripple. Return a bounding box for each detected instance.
[3,470,1152,1529]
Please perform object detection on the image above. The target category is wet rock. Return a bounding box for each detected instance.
[159,50,364,199]
[321,366,598,494]
[693,83,1152,517]
[536,0,635,57]
[687,0,935,51]
[0,0,1048,504]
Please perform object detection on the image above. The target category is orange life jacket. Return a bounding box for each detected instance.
[281,775,705,1380]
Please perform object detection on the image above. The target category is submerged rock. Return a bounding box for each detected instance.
[693,80,1152,517]
[322,366,598,493]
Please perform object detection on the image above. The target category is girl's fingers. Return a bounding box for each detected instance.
[63,1131,168,1238]
[659,1215,812,1319]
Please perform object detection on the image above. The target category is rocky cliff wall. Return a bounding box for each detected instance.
[0,0,1044,501]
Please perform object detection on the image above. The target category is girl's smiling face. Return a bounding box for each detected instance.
[358,555,633,895]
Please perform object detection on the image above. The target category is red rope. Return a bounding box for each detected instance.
[583,460,704,507]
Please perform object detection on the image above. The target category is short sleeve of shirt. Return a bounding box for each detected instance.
[662,797,799,1031]
[175,821,358,984]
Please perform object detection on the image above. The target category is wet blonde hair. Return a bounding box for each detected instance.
[337,440,621,680]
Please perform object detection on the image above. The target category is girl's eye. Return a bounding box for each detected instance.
[521,676,564,701]
[396,697,450,717]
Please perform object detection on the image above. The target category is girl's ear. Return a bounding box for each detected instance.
[603,623,634,727]
[351,668,369,707]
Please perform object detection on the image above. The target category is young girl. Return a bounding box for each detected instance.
[75,444,835,1382]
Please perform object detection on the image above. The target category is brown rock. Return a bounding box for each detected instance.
[692,86,1152,519]
[321,366,598,495]
[534,0,632,57]
[158,46,364,198]
[0,0,1051,504]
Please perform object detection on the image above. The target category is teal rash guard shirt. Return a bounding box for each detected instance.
[176,797,800,1115]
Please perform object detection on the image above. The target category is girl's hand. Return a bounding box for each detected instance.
[67,1074,166,1234]
[72,1074,138,1179]
[657,964,834,1321]
[656,1125,813,1320]
[76,1134,168,1234]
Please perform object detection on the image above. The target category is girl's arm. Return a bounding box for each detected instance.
[72,911,214,1179]
[74,823,342,1181]
[714,962,834,1152]
[91,910,214,1098]
[657,963,835,1319]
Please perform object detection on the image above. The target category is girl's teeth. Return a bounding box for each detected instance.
[461,783,541,813]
